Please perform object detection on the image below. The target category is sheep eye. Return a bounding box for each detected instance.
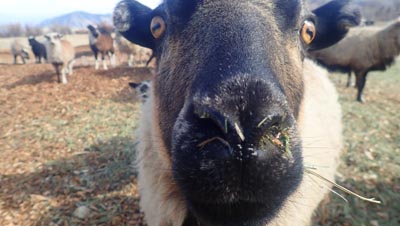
[150,16,166,39]
[300,20,316,45]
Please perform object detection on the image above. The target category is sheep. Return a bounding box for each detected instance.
[28,36,47,64]
[310,18,400,102]
[87,24,116,70]
[115,32,137,67]
[129,80,151,103]
[44,32,75,84]
[10,40,29,64]
[113,0,360,225]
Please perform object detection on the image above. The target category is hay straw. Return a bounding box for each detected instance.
[305,168,381,204]
[257,116,269,128]
[234,122,245,141]
[197,137,231,149]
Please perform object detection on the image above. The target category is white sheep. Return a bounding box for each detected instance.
[44,32,75,84]
[10,40,30,64]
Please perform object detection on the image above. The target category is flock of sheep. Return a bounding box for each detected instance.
[9,24,151,84]
[9,17,400,101]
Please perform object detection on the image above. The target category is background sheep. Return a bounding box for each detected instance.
[10,40,29,64]
[129,80,151,103]
[115,32,137,67]
[87,24,116,70]
[28,36,47,64]
[44,32,75,84]
[310,18,400,102]
[114,0,360,225]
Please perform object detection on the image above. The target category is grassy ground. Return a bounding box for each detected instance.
[312,59,400,226]
[0,59,152,225]
[0,46,399,225]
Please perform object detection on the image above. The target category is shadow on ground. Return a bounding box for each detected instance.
[3,70,56,89]
[0,136,144,225]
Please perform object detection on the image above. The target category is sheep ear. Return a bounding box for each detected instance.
[129,82,140,89]
[113,0,156,49]
[308,0,361,51]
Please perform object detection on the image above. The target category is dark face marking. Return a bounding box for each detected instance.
[156,1,304,225]
[114,0,360,225]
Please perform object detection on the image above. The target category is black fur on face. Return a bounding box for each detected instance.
[113,0,360,225]
[159,1,305,225]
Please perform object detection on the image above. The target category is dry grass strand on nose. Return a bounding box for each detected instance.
[197,137,231,149]
[234,122,245,141]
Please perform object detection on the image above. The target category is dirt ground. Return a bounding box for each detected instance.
[0,47,152,225]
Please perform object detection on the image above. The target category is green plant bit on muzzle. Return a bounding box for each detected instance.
[260,127,292,159]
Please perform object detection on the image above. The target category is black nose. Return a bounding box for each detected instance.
[187,88,292,162]
[171,76,303,224]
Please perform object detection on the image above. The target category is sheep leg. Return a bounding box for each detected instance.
[102,53,108,70]
[13,55,17,64]
[21,56,26,64]
[61,67,68,84]
[128,54,134,67]
[346,71,352,88]
[356,72,367,103]
[94,53,99,70]
[54,64,62,83]
[108,51,116,68]
[68,60,75,75]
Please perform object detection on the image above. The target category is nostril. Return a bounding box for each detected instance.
[257,114,283,129]
[193,105,230,135]
[255,113,292,159]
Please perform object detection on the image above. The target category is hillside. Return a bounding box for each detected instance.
[39,11,112,29]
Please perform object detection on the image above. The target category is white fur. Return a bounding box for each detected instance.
[44,32,75,84]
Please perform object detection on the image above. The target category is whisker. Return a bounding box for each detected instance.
[305,173,348,203]
[305,168,381,204]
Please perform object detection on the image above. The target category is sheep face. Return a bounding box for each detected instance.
[129,81,151,103]
[21,49,29,60]
[114,0,359,225]
[44,33,63,46]
[28,37,35,46]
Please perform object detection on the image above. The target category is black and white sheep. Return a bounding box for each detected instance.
[114,0,361,225]
[44,32,75,84]
[10,40,29,64]
[87,24,116,70]
[129,80,151,103]
[28,36,47,64]
[310,18,400,102]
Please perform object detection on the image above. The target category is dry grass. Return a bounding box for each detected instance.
[312,59,400,226]
[0,46,153,225]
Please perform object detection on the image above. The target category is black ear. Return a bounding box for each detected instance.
[308,0,361,51]
[113,0,156,49]
[129,82,140,89]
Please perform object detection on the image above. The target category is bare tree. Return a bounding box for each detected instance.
[25,24,43,37]
[0,23,25,37]
[50,24,72,35]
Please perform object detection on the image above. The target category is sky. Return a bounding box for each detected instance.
[0,0,162,25]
